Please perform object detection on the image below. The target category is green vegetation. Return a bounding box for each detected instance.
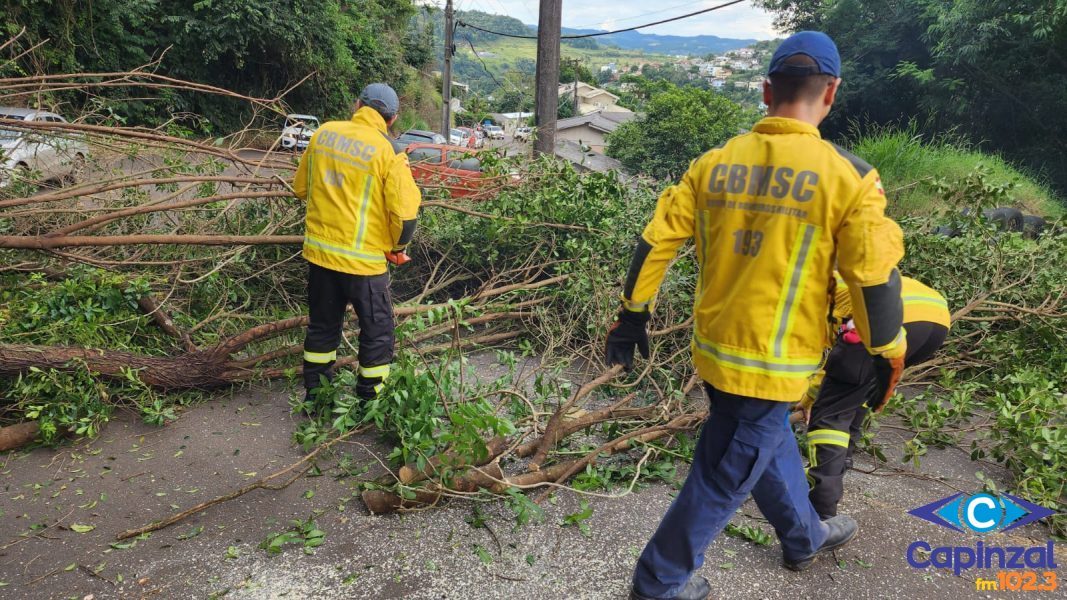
[884,168,1066,536]
[607,83,746,179]
[756,0,1067,199]
[849,125,1064,218]
[3,0,436,129]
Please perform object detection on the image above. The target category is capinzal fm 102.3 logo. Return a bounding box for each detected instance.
[909,492,1054,534]
[906,492,1059,585]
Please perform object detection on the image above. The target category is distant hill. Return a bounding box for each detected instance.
[446,9,756,56]
[550,26,757,56]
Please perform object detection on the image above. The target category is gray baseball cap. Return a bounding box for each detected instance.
[359,83,400,118]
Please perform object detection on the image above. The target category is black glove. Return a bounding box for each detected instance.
[605,308,650,370]
[869,353,904,412]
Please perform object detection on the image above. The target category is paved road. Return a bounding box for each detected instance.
[0,376,1054,599]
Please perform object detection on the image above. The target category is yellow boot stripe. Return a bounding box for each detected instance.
[303,350,337,364]
[359,364,391,379]
[807,428,851,448]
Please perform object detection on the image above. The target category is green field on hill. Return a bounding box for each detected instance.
[455,36,675,80]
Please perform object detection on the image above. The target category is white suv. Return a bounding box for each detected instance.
[514,126,533,142]
[280,114,320,151]
[0,107,89,188]
[484,125,504,140]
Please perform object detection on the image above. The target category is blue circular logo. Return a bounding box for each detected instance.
[962,493,1003,533]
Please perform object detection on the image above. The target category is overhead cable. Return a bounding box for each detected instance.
[456,0,747,40]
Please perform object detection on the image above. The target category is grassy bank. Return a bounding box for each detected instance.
[848,126,1063,218]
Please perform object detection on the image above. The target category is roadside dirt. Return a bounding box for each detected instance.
[0,378,1057,600]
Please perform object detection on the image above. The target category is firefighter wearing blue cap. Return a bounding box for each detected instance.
[609,32,909,599]
[293,83,422,409]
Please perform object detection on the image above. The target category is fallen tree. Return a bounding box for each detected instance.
[1,49,1062,539]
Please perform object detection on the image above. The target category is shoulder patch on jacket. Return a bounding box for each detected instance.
[829,142,873,178]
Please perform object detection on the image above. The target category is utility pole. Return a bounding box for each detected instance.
[441,0,454,141]
[570,59,580,117]
[533,0,562,154]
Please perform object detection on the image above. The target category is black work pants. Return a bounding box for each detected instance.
[807,321,948,519]
[303,262,395,398]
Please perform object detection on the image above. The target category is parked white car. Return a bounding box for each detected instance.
[280,113,320,151]
[0,107,89,187]
[484,125,504,139]
[449,128,469,146]
[514,126,533,142]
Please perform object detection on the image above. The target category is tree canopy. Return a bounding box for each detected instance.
[3,0,434,129]
[756,0,1067,199]
[607,83,743,180]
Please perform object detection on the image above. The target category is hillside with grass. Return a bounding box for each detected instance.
[850,127,1064,218]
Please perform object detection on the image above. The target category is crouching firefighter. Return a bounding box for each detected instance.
[804,273,950,519]
[292,83,422,409]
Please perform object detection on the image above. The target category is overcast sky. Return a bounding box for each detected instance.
[455,0,779,40]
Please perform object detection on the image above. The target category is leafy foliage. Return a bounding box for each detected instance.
[755,0,1067,200]
[869,167,1067,536]
[2,0,434,129]
[607,82,744,180]
[259,516,326,556]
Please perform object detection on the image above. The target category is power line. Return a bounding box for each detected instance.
[457,0,747,40]
[569,1,708,31]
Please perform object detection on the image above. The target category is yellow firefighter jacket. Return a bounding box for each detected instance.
[293,107,422,276]
[622,117,907,401]
[831,273,951,329]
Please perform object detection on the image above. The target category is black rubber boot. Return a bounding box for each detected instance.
[783,515,858,571]
[630,575,711,600]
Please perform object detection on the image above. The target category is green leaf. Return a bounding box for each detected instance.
[176,525,204,540]
[473,544,493,564]
[71,523,95,533]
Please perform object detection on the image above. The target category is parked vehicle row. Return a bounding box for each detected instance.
[279,114,515,198]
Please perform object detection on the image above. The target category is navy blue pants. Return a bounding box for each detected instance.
[632,384,828,598]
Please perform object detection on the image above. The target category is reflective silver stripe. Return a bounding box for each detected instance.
[304,235,385,262]
[359,364,390,378]
[622,298,652,312]
[353,175,374,249]
[693,336,821,374]
[903,295,948,308]
[808,428,850,447]
[773,224,817,357]
[696,209,708,293]
[303,349,336,364]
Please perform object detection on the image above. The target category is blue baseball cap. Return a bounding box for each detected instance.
[359,83,400,118]
[768,31,841,78]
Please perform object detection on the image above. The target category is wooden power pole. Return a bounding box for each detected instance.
[441,0,454,141]
[569,58,580,117]
[533,0,562,154]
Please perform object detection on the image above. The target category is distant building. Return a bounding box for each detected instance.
[710,79,726,90]
[558,81,631,116]
[736,48,755,58]
[554,139,628,175]
[554,109,637,154]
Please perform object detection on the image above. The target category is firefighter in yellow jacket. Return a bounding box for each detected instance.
[608,33,909,600]
[804,274,950,519]
[292,83,421,407]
